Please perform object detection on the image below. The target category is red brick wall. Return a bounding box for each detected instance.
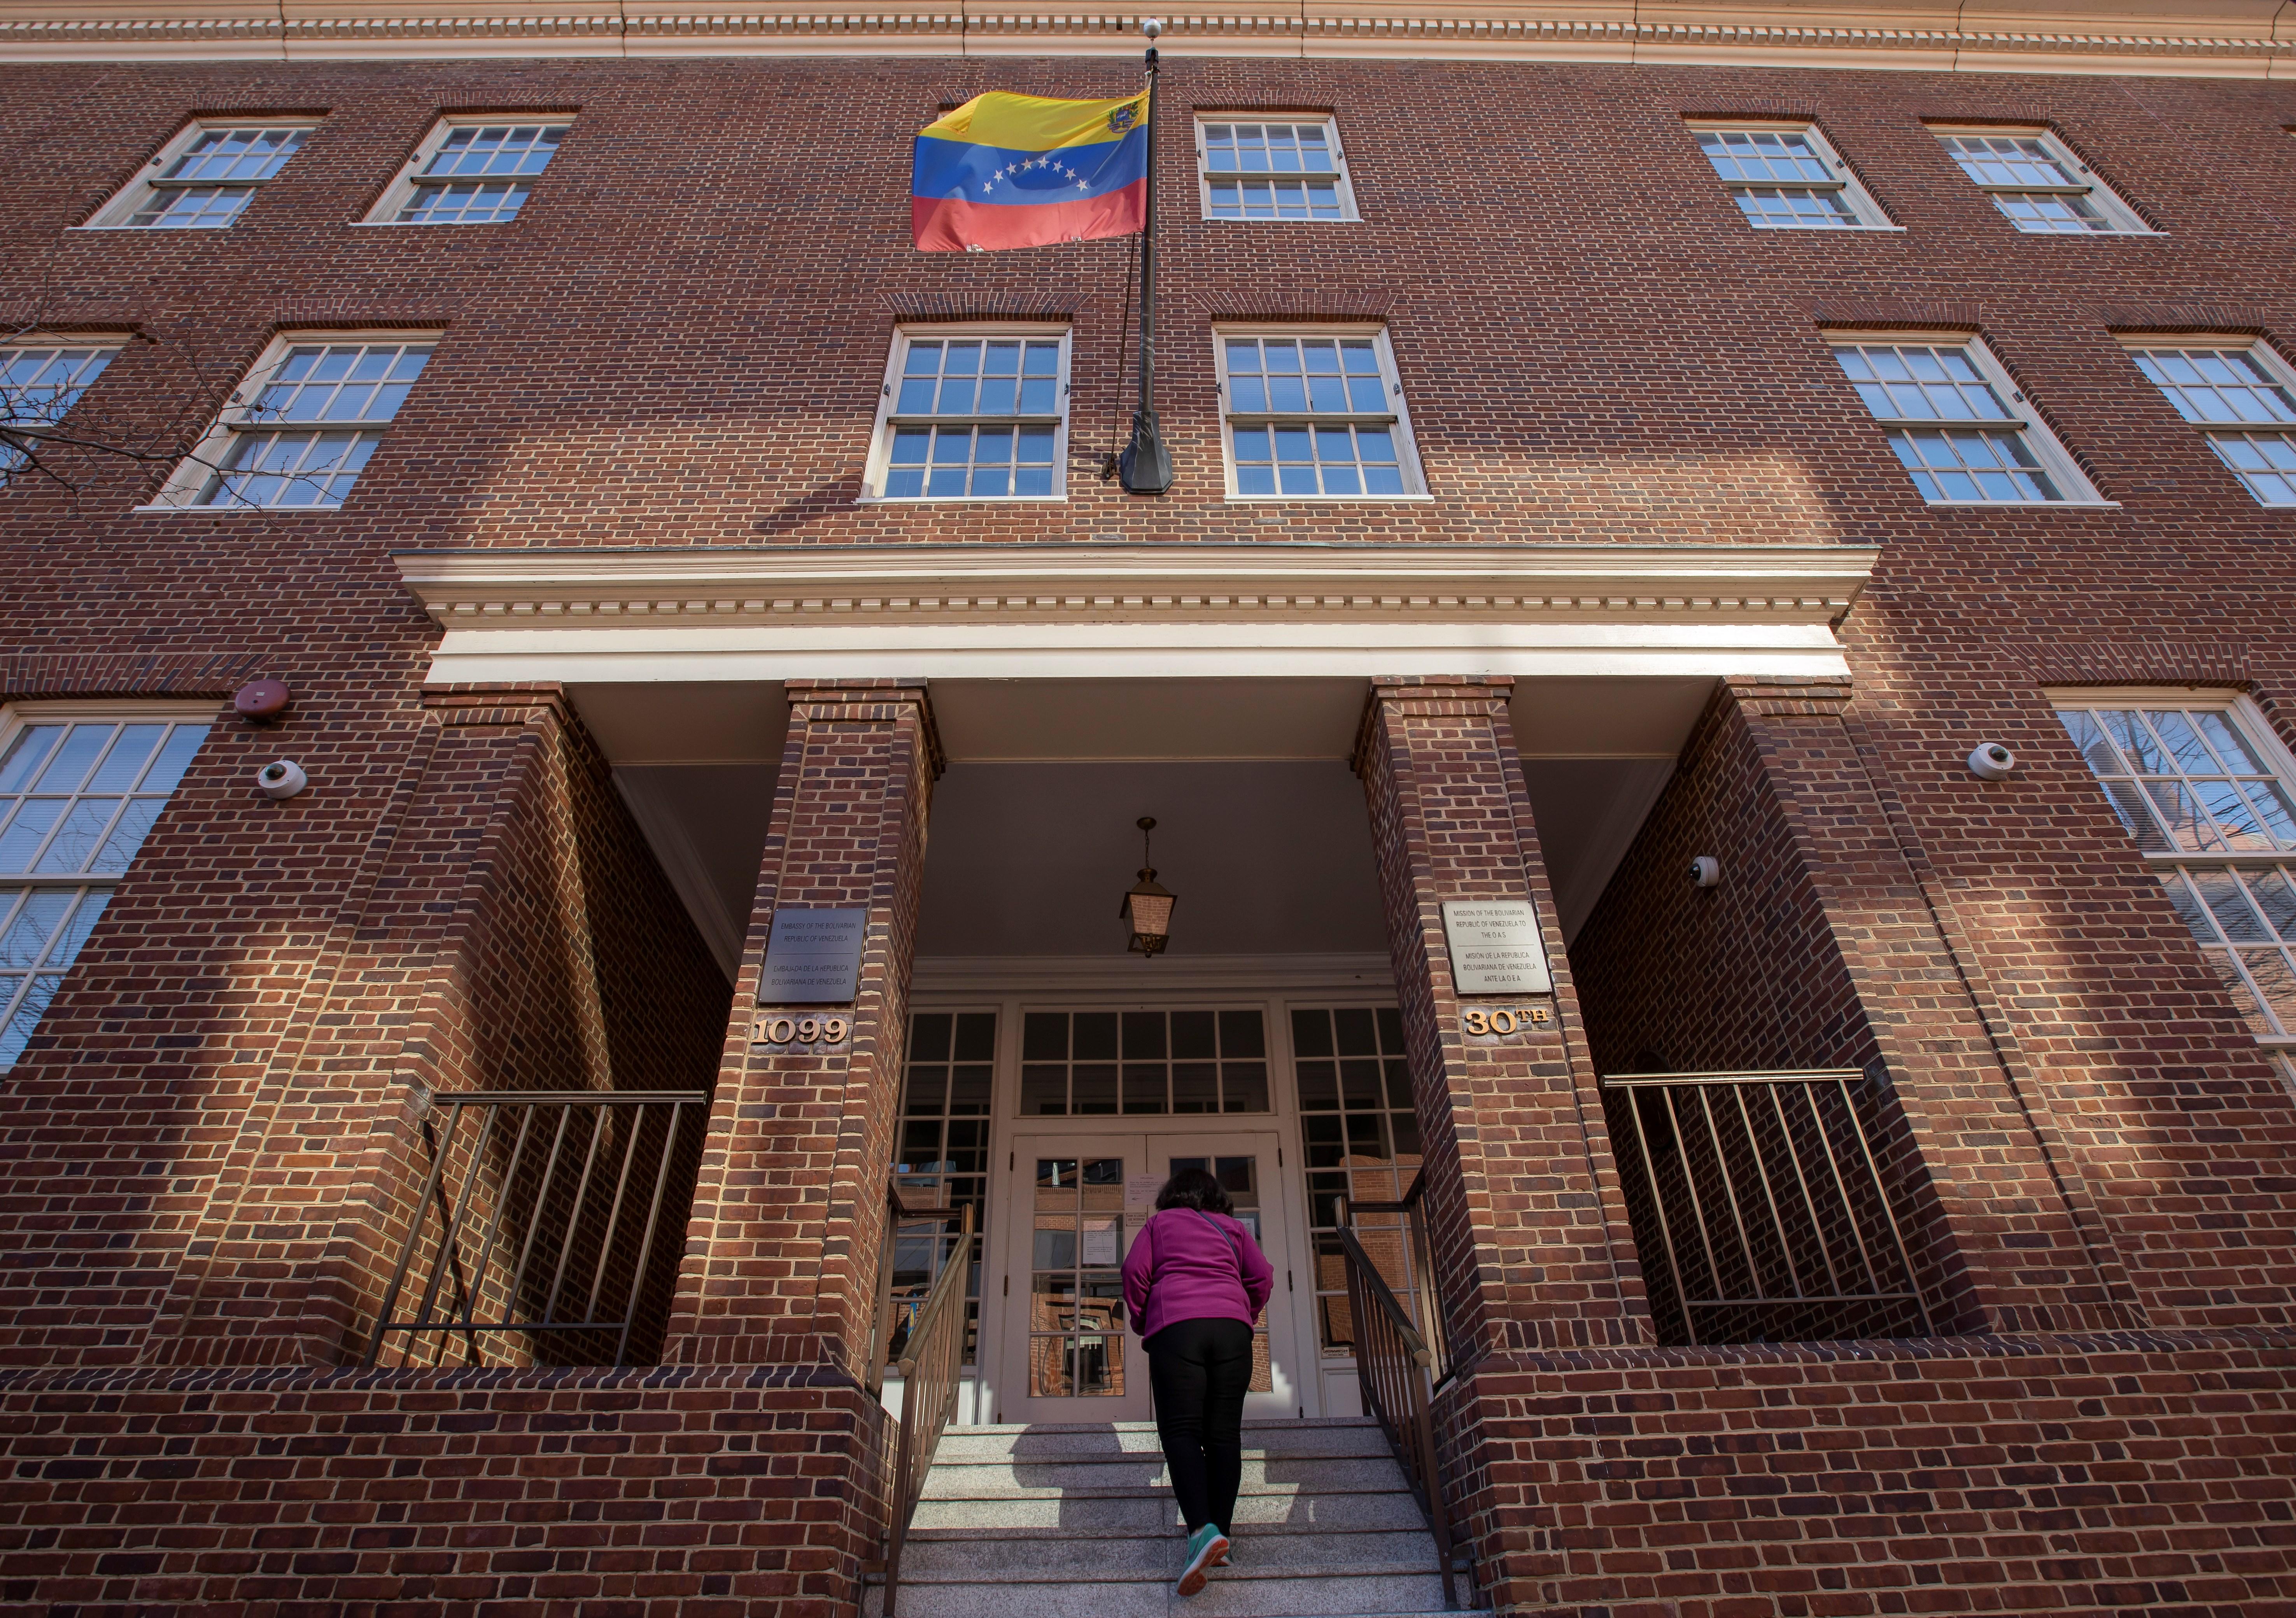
[0,1366,894,1616]
[1463,1329,2296,1617]
[4,44,2296,1618]
[1574,685,1877,1080]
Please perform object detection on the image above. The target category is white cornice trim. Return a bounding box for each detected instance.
[396,542,1874,686]
[3,5,2291,73]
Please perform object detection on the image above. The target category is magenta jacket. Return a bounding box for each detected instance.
[1121,1207,1275,1342]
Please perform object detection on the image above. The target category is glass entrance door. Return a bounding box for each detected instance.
[1000,1131,1297,1424]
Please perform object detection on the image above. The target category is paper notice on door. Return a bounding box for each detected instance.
[1124,1173,1163,1210]
[1082,1217,1121,1266]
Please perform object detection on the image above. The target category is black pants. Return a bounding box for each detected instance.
[1144,1316,1254,1537]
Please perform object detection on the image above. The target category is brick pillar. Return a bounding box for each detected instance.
[662,679,940,1377]
[1356,676,1650,1361]
[1720,676,2141,1334]
[146,687,728,1367]
[1355,676,1652,1614]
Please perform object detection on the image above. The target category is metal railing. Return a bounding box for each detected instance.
[1339,1175,1460,1611]
[366,1089,707,1369]
[869,1186,972,1618]
[1602,1069,1932,1346]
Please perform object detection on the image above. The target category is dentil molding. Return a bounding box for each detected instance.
[2,1,2292,73]
[396,542,1877,628]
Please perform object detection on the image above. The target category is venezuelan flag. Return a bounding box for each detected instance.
[913,89,1150,253]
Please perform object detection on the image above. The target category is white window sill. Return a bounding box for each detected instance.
[67,222,233,233]
[349,218,519,227]
[1920,498,2121,509]
[132,502,345,514]
[2005,226,2161,239]
[2261,1034,2295,1048]
[1746,222,1908,234]
[1203,216,1361,225]
[854,495,1069,506]
[1225,492,1435,503]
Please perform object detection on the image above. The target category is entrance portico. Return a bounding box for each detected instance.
[389,539,1881,1609]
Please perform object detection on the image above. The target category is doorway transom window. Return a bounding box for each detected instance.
[1019,1008,1269,1114]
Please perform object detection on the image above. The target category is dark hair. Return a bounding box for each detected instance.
[1155,1167,1233,1216]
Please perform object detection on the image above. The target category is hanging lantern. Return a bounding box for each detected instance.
[1119,815,1176,957]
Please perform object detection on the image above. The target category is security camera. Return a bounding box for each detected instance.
[256,759,308,800]
[1142,16,1163,37]
[1967,743,2016,781]
[1689,855,1721,888]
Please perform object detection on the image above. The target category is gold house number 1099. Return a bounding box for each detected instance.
[755,1015,850,1046]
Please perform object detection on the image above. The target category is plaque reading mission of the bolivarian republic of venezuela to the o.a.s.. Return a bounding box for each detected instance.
[1439,899,1553,995]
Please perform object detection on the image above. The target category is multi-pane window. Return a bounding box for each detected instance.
[367,121,570,226]
[1018,1009,1268,1116]
[1292,1006,1427,1360]
[0,712,209,1069]
[1217,331,1423,498]
[895,1011,994,1364]
[154,335,434,510]
[86,122,313,230]
[1830,337,2094,504]
[1932,129,2150,234]
[869,331,1067,500]
[1026,1156,1127,1397]
[2057,699,2296,1041]
[2126,344,2296,507]
[1196,119,1356,221]
[1691,124,1890,229]
[1,343,119,485]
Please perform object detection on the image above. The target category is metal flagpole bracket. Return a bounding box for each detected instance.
[1118,18,1174,495]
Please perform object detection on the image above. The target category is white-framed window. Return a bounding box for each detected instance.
[1930,126,2151,235]
[361,117,571,226]
[862,326,1069,501]
[82,119,315,231]
[2,338,123,485]
[2122,339,2296,507]
[1688,122,1893,230]
[1194,117,1357,222]
[2054,693,2296,1046]
[147,330,436,511]
[1828,332,2100,505]
[1214,327,1426,499]
[0,704,214,1070]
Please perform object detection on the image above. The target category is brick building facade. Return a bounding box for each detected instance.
[1,9,2294,1613]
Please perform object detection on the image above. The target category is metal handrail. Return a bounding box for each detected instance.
[366,1088,706,1369]
[1336,1194,1460,1610]
[873,1190,972,1618]
[1601,1069,1933,1345]
[1345,1169,1454,1389]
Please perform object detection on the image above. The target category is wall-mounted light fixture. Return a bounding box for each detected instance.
[1119,815,1176,957]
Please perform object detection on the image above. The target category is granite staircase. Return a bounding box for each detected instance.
[865,1417,1458,1618]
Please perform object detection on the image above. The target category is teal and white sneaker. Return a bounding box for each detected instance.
[1176,1522,1231,1597]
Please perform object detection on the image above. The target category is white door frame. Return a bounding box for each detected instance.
[908,950,1396,1426]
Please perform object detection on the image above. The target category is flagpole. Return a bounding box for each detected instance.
[1119,17,1173,495]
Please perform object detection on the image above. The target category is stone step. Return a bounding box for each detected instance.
[897,1527,1440,1582]
[908,1485,1433,1534]
[863,1568,1452,1618]
[932,1420,1389,1463]
[918,1455,1406,1499]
